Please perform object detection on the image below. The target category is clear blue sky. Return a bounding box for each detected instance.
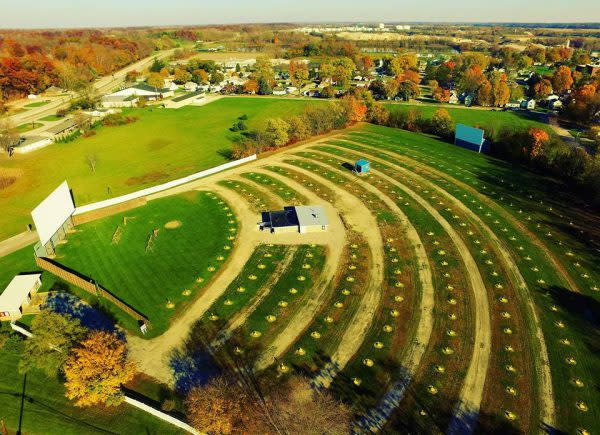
[0,0,598,29]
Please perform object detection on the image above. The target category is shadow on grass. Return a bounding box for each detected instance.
[542,285,600,356]
[44,292,118,333]
[40,257,149,322]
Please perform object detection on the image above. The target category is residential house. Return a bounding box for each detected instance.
[101,95,139,108]
[521,99,536,110]
[108,83,174,100]
[448,90,459,104]
[184,82,198,92]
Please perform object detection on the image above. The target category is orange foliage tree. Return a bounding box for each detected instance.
[342,95,367,122]
[63,331,135,407]
[432,86,451,102]
[185,376,251,434]
[552,65,574,94]
[527,127,550,159]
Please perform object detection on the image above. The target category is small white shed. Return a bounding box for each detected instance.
[0,274,42,322]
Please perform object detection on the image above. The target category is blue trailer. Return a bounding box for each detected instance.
[355,159,370,174]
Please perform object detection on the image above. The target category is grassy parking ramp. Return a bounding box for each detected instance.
[51,191,236,337]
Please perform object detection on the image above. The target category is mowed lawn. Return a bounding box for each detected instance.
[386,103,552,134]
[52,191,234,337]
[0,97,315,239]
[0,349,182,434]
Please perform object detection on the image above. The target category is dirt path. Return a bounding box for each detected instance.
[300,154,435,426]
[307,147,492,432]
[334,144,555,428]
[252,165,348,371]
[0,230,38,258]
[263,161,386,382]
[127,178,343,384]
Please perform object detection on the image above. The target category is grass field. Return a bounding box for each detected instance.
[0,97,316,239]
[24,100,50,108]
[39,114,63,122]
[50,191,236,337]
[0,345,183,434]
[16,122,44,133]
[385,104,552,135]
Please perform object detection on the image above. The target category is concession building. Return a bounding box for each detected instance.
[260,205,328,233]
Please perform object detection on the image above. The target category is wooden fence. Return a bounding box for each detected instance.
[35,256,149,325]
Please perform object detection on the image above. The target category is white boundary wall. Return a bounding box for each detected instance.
[123,395,199,434]
[73,155,257,215]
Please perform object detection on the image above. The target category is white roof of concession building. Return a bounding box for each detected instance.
[295,205,328,227]
[0,274,41,312]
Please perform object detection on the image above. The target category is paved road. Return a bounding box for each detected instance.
[0,230,38,258]
[7,48,178,126]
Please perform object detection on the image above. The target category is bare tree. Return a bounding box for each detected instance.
[73,110,92,132]
[85,154,97,173]
[0,117,19,153]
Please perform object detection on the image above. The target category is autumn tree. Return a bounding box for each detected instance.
[19,310,86,376]
[397,80,420,101]
[526,127,551,159]
[332,57,356,89]
[490,72,510,107]
[341,95,367,122]
[243,79,259,94]
[287,115,311,142]
[387,53,418,77]
[288,59,309,89]
[147,72,164,89]
[384,78,400,99]
[173,68,192,84]
[319,60,335,82]
[253,57,274,85]
[195,69,210,84]
[356,55,374,78]
[399,69,421,85]
[430,108,455,139]
[368,102,390,125]
[552,65,574,94]
[268,377,351,435]
[262,118,290,148]
[210,71,225,86]
[532,78,553,99]
[432,86,451,102]
[185,376,252,434]
[64,331,135,407]
[565,83,600,124]
[459,65,486,94]
[476,78,493,106]
[125,70,140,83]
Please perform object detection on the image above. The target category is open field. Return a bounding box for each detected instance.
[1,121,598,434]
[0,97,316,239]
[0,345,183,435]
[385,104,552,135]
